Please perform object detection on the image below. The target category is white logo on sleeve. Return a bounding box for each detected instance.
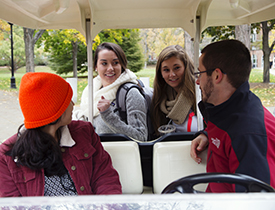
[211,137,220,149]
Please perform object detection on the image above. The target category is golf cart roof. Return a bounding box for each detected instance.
[0,0,274,39]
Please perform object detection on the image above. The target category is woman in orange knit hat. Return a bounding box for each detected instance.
[0,72,121,197]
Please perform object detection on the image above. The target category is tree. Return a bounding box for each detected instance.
[0,20,46,71]
[202,26,235,42]
[235,24,251,49]
[23,28,45,72]
[184,31,194,61]
[120,29,144,72]
[43,28,144,75]
[0,23,25,70]
[252,20,275,83]
[98,29,144,72]
[139,28,185,63]
[42,29,87,76]
[202,20,275,83]
[97,29,129,45]
[0,20,10,40]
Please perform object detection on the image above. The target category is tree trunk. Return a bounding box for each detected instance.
[184,31,194,61]
[24,28,34,72]
[72,41,78,78]
[23,28,45,72]
[235,24,251,49]
[262,21,270,83]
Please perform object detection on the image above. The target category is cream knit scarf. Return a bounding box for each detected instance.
[160,86,193,125]
[91,69,138,117]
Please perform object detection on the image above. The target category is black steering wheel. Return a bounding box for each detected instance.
[161,173,275,193]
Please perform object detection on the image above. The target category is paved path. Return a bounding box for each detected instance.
[0,90,23,143]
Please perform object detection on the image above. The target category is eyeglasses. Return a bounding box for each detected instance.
[193,69,215,79]
[193,68,225,79]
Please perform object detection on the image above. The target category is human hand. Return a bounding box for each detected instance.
[190,133,209,164]
[97,96,111,112]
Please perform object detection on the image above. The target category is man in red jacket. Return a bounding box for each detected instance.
[190,39,275,192]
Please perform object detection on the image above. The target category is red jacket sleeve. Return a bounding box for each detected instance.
[0,134,22,197]
[68,121,122,195]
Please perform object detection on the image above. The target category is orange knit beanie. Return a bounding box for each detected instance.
[19,72,73,129]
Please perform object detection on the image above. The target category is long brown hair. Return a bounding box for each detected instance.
[151,45,196,133]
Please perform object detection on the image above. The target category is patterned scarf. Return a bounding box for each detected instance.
[160,86,193,125]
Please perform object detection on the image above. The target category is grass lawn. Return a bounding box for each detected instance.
[249,68,275,107]
[1,66,275,107]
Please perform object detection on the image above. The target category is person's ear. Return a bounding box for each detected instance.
[213,68,224,84]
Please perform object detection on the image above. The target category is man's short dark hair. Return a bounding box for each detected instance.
[201,39,251,89]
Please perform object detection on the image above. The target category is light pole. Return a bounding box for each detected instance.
[8,22,16,89]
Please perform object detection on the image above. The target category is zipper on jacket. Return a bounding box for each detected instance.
[207,150,212,165]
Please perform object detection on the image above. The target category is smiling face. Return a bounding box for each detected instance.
[161,56,185,93]
[96,49,122,87]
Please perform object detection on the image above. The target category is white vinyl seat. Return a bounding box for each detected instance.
[102,141,143,194]
[153,141,208,194]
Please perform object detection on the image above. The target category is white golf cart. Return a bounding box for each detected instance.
[0,0,275,209]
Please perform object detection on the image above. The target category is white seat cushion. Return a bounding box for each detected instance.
[153,141,208,194]
[102,141,143,194]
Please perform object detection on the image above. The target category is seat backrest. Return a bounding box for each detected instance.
[102,141,143,194]
[153,141,208,194]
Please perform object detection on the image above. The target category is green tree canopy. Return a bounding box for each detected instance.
[42,28,144,75]
[120,29,144,72]
[42,29,87,75]
[0,20,10,40]
[94,29,144,72]
[202,26,235,42]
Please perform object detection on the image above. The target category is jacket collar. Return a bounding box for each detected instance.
[198,81,250,120]
[60,125,75,147]
[19,125,75,147]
